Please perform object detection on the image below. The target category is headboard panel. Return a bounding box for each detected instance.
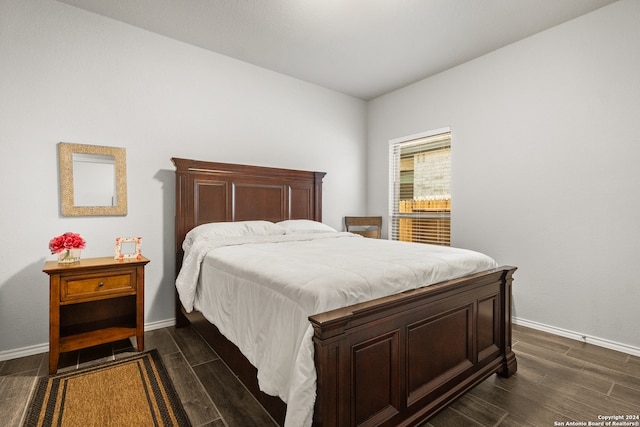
[172,158,326,265]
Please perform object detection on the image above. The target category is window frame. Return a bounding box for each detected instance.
[388,127,452,246]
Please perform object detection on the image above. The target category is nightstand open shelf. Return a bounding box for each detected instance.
[43,256,149,374]
[59,326,138,353]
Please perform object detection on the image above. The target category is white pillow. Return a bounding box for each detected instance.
[183,220,285,250]
[276,219,337,234]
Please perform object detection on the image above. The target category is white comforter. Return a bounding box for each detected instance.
[176,232,497,427]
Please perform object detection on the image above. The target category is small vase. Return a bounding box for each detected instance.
[58,248,81,264]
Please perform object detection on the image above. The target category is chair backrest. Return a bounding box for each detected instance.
[344,216,382,239]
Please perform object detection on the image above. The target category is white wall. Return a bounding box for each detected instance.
[367,0,640,351]
[0,0,367,355]
[3,0,637,359]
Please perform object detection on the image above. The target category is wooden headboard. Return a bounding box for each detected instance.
[172,158,326,264]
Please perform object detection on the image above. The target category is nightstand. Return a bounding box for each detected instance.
[344,216,382,238]
[43,256,150,374]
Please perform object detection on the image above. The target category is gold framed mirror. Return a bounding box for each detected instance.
[58,142,127,216]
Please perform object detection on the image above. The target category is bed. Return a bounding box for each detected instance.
[172,157,517,427]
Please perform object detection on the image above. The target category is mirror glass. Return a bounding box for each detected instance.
[59,143,127,216]
[72,153,116,207]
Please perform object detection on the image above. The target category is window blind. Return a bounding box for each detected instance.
[389,129,451,245]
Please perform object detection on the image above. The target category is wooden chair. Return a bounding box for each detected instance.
[344,216,382,239]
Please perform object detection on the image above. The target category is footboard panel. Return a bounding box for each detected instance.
[310,266,516,427]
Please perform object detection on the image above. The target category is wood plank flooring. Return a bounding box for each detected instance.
[1,324,638,426]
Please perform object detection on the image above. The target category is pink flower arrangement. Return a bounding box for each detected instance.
[49,232,86,254]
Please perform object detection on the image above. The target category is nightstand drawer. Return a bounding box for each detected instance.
[61,271,135,301]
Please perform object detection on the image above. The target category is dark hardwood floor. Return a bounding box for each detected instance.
[1,324,638,426]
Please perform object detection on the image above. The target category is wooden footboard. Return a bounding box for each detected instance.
[309,266,517,427]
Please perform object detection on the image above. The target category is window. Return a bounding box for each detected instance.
[389,129,451,245]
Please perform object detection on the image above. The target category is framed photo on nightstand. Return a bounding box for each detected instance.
[115,237,141,260]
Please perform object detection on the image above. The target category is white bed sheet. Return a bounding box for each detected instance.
[180,233,498,427]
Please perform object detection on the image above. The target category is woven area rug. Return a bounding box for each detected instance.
[24,350,191,427]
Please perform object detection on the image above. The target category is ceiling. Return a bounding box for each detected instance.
[59,0,618,100]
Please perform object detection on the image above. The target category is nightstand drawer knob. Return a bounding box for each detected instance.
[98,281,104,287]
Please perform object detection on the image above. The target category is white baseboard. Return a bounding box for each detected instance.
[0,318,177,362]
[0,342,50,362]
[144,318,176,331]
[513,317,640,357]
